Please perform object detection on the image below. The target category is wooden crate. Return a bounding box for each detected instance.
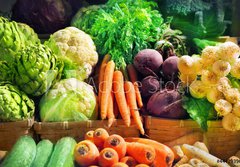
[34,119,140,143]
[0,119,34,151]
[145,116,240,161]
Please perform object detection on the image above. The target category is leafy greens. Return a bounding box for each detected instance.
[71,0,168,69]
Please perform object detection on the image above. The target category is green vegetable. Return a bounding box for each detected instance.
[46,27,98,81]
[160,0,227,39]
[39,78,98,122]
[14,44,63,96]
[31,140,54,167]
[0,136,36,167]
[0,61,13,82]
[182,95,217,131]
[47,137,76,167]
[192,38,220,53]
[0,82,34,121]
[0,17,40,64]
[72,0,168,69]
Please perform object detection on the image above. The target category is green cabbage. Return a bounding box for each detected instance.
[0,82,35,121]
[14,44,63,96]
[39,78,98,122]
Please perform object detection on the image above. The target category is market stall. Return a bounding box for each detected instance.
[0,0,240,166]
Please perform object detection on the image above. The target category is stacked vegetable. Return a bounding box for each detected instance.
[180,42,240,131]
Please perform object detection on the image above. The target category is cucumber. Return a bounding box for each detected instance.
[0,135,36,167]
[47,137,76,167]
[31,140,54,167]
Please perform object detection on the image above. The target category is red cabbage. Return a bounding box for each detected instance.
[12,0,73,34]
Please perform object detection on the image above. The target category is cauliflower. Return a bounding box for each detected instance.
[47,27,98,81]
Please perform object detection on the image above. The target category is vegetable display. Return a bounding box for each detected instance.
[0,82,35,121]
[39,78,98,122]
[46,27,98,81]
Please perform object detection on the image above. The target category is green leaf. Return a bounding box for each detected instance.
[182,96,215,131]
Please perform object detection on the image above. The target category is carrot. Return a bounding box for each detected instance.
[98,148,119,167]
[135,164,149,167]
[98,54,111,105]
[113,71,131,127]
[124,81,144,135]
[100,60,115,120]
[125,138,174,167]
[126,142,155,165]
[113,95,119,118]
[84,130,94,142]
[163,132,203,148]
[127,64,143,108]
[120,156,137,167]
[93,128,110,150]
[107,92,115,128]
[104,134,127,159]
[74,140,99,167]
[111,162,129,167]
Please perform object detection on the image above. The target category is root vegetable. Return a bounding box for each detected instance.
[178,55,195,74]
[231,59,240,79]
[222,113,240,131]
[189,158,202,166]
[201,46,219,68]
[147,89,188,119]
[140,76,160,98]
[206,87,224,104]
[227,156,240,167]
[223,88,240,104]
[174,156,189,167]
[162,56,179,80]
[134,49,163,76]
[217,42,239,65]
[212,60,231,77]
[181,144,230,167]
[214,99,232,116]
[189,80,208,99]
[201,70,220,86]
[172,145,184,161]
[217,77,232,93]
[233,102,240,117]
[193,142,209,153]
[179,73,197,86]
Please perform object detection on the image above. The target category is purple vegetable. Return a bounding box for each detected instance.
[134,49,163,77]
[147,89,188,119]
[162,56,179,81]
[12,0,73,34]
[140,76,160,98]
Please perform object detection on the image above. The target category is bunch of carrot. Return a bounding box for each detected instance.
[74,128,174,167]
[98,54,144,135]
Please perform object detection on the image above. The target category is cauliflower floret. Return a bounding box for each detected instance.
[49,27,98,80]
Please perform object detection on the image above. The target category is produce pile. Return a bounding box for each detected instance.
[1,128,240,167]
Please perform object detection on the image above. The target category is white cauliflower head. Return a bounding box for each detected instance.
[48,27,98,80]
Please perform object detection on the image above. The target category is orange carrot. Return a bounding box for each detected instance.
[98,54,111,105]
[113,95,119,118]
[120,156,137,167]
[111,162,129,167]
[113,71,130,127]
[93,128,110,150]
[101,60,115,120]
[98,148,119,167]
[84,130,94,142]
[126,142,155,165]
[74,140,99,167]
[125,138,174,167]
[127,64,143,108]
[107,92,115,128]
[124,81,144,135]
[104,134,127,159]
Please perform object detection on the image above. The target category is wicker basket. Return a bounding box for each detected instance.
[0,119,34,151]
[34,119,140,143]
[144,116,240,161]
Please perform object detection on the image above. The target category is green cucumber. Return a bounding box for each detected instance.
[31,140,54,167]
[47,137,76,167]
[0,135,36,167]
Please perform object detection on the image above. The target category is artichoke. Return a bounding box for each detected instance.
[0,82,35,121]
[0,61,13,82]
[14,44,63,96]
[0,17,40,63]
[40,78,98,122]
